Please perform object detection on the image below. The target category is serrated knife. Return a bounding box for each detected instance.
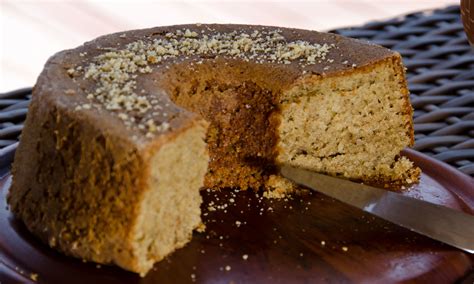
[280,165,474,253]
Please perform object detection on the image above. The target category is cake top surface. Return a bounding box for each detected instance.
[38,24,396,145]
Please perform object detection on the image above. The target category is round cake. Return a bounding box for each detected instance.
[7,24,420,275]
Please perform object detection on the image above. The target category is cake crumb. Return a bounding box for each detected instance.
[321,241,326,246]
[30,273,38,281]
[263,175,296,199]
[342,246,348,252]
[195,222,206,233]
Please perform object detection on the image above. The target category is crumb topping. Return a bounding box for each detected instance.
[75,27,337,138]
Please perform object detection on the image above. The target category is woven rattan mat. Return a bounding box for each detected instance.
[1,5,473,176]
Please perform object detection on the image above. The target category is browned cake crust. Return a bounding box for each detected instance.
[8,24,419,275]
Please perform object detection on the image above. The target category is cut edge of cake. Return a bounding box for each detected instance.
[130,119,208,275]
[276,52,420,187]
[7,85,209,275]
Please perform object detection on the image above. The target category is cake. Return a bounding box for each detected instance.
[7,24,420,276]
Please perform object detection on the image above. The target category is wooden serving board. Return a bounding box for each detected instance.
[1,149,473,283]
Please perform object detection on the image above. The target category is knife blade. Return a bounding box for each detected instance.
[280,165,474,253]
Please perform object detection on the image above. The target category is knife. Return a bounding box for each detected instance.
[280,165,474,253]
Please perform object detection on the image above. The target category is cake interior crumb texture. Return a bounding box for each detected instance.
[132,125,208,275]
[168,72,280,190]
[278,57,418,184]
[167,55,418,190]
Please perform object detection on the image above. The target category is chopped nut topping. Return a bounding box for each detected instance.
[81,27,337,138]
[67,68,75,76]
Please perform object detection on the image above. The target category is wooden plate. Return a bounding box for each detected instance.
[1,148,473,283]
